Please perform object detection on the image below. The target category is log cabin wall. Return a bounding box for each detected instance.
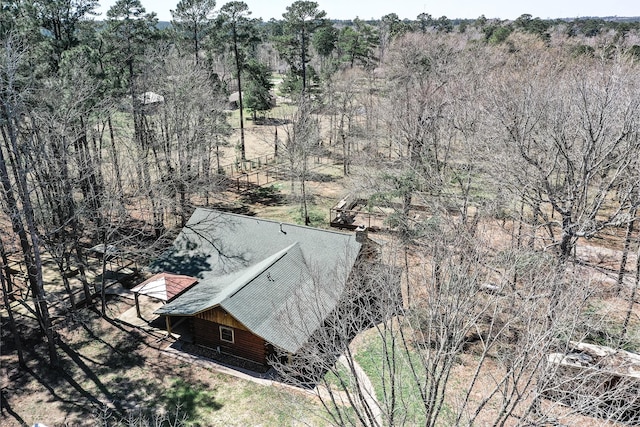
[193,307,268,365]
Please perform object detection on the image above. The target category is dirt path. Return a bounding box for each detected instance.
[337,354,383,427]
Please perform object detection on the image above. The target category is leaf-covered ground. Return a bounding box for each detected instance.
[1,298,328,427]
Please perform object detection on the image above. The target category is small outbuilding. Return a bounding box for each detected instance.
[130,273,198,319]
[545,341,640,422]
[228,91,241,110]
[137,91,165,105]
[135,91,165,114]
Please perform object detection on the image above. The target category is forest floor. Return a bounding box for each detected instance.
[0,117,357,425]
[0,299,331,427]
[2,111,640,426]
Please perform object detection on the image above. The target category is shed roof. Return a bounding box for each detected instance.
[131,273,198,302]
[153,208,362,353]
[228,91,240,102]
[137,91,164,105]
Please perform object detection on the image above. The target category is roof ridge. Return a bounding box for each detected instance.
[219,242,300,302]
[191,207,356,238]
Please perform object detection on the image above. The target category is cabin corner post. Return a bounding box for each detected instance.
[166,315,172,336]
[134,293,141,318]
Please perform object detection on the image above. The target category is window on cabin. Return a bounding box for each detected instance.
[220,326,234,343]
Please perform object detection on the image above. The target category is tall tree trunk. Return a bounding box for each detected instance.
[140,151,164,238]
[0,237,24,368]
[617,206,637,295]
[100,239,108,317]
[55,257,76,310]
[193,24,199,65]
[404,245,411,306]
[179,180,187,227]
[232,25,246,161]
[0,234,14,298]
[74,242,92,306]
[274,126,279,158]
[100,40,122,198]
[621,244,640,345]
[301,158,310,226]
[0,119,59,367]
[559,214,574,262]
[340,112,348,176]
[216,141,221,175]
[301,28,307,93]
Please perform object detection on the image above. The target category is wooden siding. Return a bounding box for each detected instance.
[196,306,249,331]
[192,317,268,365]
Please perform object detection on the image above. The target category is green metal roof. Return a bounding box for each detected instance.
[153,209,362,353]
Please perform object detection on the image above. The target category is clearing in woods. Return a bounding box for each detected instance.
[1,105,639,427]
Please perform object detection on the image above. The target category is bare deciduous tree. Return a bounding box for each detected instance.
[0,35,59,366]
[278,97,321,225]
[484,46,640,262]
[272,221,603,426]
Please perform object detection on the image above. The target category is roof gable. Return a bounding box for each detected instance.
[221,242,341,353]
[131,273,198,301]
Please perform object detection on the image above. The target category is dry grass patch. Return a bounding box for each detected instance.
[1,297,330,427]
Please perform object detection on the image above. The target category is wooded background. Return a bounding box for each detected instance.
[2,1,640,425]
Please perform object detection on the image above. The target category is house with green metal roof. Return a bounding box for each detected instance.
[152,208,372,366]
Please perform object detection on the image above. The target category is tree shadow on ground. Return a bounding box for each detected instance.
[1,343,122,423]
[1,306,179,424]
[149,249,212,279]
[207,202,255,216]
[307,171,339,183]
[0,389,27,426]
[56,326,152,415]
[162,378,223,421]
[253,117,290,126]
[72,326,145,369]
[240,185,285,206]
